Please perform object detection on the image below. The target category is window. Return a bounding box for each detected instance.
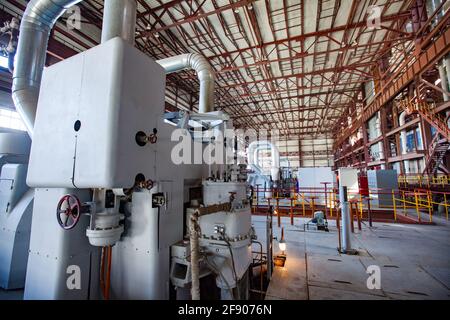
[0,55,8,69]
[0,108,27,131]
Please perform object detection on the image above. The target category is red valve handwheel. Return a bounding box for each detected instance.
[56,194,82,230]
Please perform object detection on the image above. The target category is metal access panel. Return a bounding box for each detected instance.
[111,185,181,300]
[0,164,33,290]
[24,188,100,299]
[27,37,166,189]
[338,168,359,200]
[297,167,336,206]
[367,170,399,207]
[0,164,29,214]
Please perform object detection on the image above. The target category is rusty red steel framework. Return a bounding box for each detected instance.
[334,17,450,150]
[0,0,423,145]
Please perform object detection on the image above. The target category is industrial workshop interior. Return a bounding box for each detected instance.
[0,0,449,306]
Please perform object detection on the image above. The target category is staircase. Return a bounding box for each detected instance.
[398,99,450,175]
[399,99,450,140]
[423,134,450,175]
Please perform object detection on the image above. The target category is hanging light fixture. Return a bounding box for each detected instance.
[278,227,286,254]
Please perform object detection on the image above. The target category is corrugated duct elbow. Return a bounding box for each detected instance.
[12,0,83,138]
[156,53,215,113]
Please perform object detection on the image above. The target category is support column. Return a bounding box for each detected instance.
[101,0,137,45]
[438,63,449,102]
[441,56,450,128]
[362,122,370,169]
[339,186,357,255]
[380,105,391,169]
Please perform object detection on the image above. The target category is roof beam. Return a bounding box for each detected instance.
[137,0,255,38]
[209,11,412,59]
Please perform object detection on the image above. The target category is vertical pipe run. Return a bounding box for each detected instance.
[438,63,449,102]
[339,186,353,253]
[349,203,355,233]
[399,111,410,174]
[439,57,450,127]
[105,245,112,300]
[276,198,280,227]
[12,0,85,137]
[336,210,342,252]
[101,0,137,45]
[156,54,215,113]
[190,211,200,300]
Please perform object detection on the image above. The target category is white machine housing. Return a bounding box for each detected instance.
[338,168,359,200]
[0,131,33,290]
[27,37,165,189]
[297,167,336,206]
[181,181,253,297]
[23,37,205,299]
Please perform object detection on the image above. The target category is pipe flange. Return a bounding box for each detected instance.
[86,225,124,247]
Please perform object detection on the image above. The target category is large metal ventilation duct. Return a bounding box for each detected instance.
[12,0,138,138]
[101,0,136,45]
[247,141,280,181]
[156,54,215,113]
[13,0,212,138]
[12,0,84,137]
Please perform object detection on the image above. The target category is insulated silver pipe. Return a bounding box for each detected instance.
[248,141,280,181]
[12,0,83,137]
[101,0,136,45]
[189,211,201,300]
[156,54,215,113]
[438,63,449,102]
[339,186,353,253]
[399,111,410,174]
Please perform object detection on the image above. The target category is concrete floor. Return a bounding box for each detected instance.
[0,288,23,300]
[253,214,450,300]
[2,214,448,300]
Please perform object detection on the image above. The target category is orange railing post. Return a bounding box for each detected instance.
[392,190,397,222]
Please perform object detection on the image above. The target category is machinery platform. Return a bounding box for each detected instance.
[252,215,450,300]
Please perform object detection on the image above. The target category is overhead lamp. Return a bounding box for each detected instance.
[234,8,240,13]
[278,227,286,254]
[279,239,286,253]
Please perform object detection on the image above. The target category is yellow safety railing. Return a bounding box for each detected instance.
[252,185,450,225]
[398,174,450,188]
[392,188,450,223]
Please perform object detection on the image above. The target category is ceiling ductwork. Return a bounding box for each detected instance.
[12,0,215,138]
[12,0,83,137]
[156,53,215,114]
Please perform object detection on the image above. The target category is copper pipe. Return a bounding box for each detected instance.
[104,246,112,300]
[100,247,106,297]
